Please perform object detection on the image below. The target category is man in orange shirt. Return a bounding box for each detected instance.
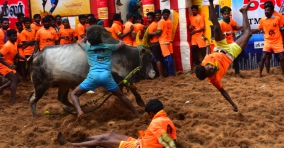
[189,5,207,66]
[195,0,253,112]
[147,12,165,78]
[123,14,134,46]
[111,13,134,41]
[55,15,64,30]
[50,16,60,33]
[35,17,59,51]
[58,18,76,45]
[0,18,9,49]
[15,22,25,80]
[0,29,26,103]
[219,6,243,78]
[76,15,87,42]
[132,15,144,47]
[31,14,42,33]
[57,99,177,148]
[155,9,174,76]
[15,13,25,31]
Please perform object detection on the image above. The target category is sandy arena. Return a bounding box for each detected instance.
[1,68,284,148]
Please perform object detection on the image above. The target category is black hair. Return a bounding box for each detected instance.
[33,14,41,19]
[23,17,32,23]
[113,13,121,21]
[1,18,9,23]
[87,32,102,45]
[195,65,207,80]
[264,1,273,6]
[7,29,17,37]
[154,10,162,15]
[87,14,95,18]
[79,14,86,20]
[162,9,171,14]
[264,3,274,11]
[191,5,199,10]
[17,13,25,19]
[145,99,164,114]
[42,17,50,23]
[89,17,96,24]
[126,13,133,20]
[15,22,22,27]
[55,15,61,18]
[220,6,232,14]
[147,12,155,18]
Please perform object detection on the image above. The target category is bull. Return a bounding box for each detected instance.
[28,25,155,117]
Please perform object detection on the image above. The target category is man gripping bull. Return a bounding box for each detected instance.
[195,0,253,112]
[71,31,141,121]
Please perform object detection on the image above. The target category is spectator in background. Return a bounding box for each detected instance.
[110,13,134,41]
[31,14,42,33]
[58,18,76,45]
[0,18,9,95]
[35,17,59,51]
[129,0,142,18]
[88,18,96,26]
[50,16,60,32]
[123,14,134,46]
[164,9,175,75]
[219,6,243,78]
[15,22,25,81]
[76,14,87,42]
[97,19,111,33]
[15,13,25,31]
[86,14,96,26]
[55,15,64,30]
[132,14,144,47]
[189,5,207,66]
[147,12,165,78]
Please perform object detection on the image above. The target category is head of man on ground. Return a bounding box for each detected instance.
[145,99,164,119]
[195,64,219,80]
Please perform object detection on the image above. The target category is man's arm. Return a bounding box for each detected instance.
[15,54,26,61]
[78,37,87,48]
[158,132,177,148]
[190,27,204,35]
[0,0,8,19]
[251,29,261,34]
[232,25,243,31]
[0,54,16,69]
[218,88,238,112]
[118,25,134,39]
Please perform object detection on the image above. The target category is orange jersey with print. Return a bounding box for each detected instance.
[59,28,76,45]
[157,19,168,43]
[273,11,284,27]
[75,23,86,42]
[166,19,173,42]
[201,53,232,89]
[0,29,7,49]
[148,21,158,43]
[132,23,144,47]
[31,22,42,33]
[21,29,36,55]
[219,19,237,44]
[111,21,123,40]
[189,14,205,37]
[35,28,59,51]
[123,21,134,46]
[258,15,283,45]
[17,32,25,61]
[140,110,177,148]
[0,40,18,65]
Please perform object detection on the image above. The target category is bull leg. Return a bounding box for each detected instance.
[58,86,74,107]
[29,82,49,117]
[127,85,145,107]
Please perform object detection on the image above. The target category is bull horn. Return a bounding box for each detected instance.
[136,30,142,45]
[141,27,149,47]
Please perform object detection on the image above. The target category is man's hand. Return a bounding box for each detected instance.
[190,30,196,35]
[130,25,134,31]
[9,65,16,69]
[188,25,195,30]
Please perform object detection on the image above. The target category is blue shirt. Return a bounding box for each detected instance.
[83,43,118,71]
[129,0,140,18]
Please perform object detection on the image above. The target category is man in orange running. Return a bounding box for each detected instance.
[195,0,253,112]
[57,99,177,148]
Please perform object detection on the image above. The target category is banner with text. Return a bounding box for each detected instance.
[0,0,30,29]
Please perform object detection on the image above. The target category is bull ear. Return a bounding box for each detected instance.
[136,30,142,45]
[141,27,150,47]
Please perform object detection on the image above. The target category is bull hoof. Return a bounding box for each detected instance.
[57,132,69,145]
[136,97,145,107]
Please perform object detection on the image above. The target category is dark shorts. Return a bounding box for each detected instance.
[150,43,163,62]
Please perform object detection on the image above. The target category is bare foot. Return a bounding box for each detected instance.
[239,1,252,13]
[116,1,123,6]
[76,111,84,122]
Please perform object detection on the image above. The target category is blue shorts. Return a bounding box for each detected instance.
[79,70,119,92]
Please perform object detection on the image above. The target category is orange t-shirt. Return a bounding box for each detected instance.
[75,23,86,42]
[132,23,144,47]
[21,29,36,56]
[166,19,173,42]
[273,11,284,27]
[140,110,177,148]
[201,53,232,89]
[35,27,59,51]
[0,29,7,49]
[148,21,158,43]
[258,15,283,45]
[189,14,205,37]
[219,19,237,44]
[17,32,25,61]
[157,19,168,43]
[111,21,123,40]
[58,24,64,30]
[0,40,18,65]
[123,21,134,46]
[58,28,76,45]
[31,22,42,33]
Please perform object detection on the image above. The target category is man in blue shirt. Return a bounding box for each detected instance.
[129,0,142,18]
[71,32,141,121]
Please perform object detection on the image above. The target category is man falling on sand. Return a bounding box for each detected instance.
[195,0,253,112]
